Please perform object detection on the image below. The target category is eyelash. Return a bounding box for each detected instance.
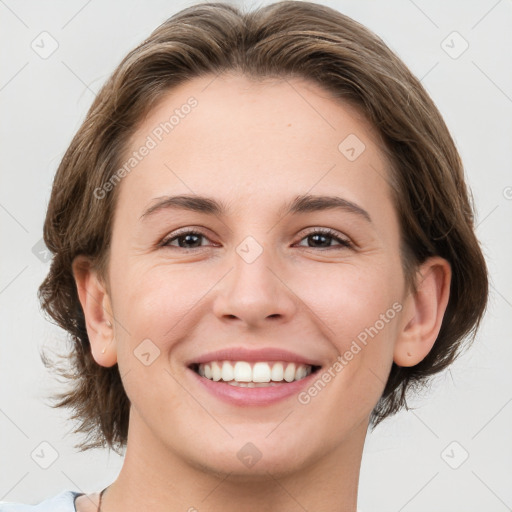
[159,228,353,251]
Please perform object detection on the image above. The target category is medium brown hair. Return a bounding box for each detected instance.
[38,1,488,452]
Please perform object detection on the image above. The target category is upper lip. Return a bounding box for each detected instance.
[186,347,323,367]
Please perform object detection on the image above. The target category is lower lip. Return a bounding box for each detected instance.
[187,367,319,406]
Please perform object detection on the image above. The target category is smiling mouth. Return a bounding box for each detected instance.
[189,360,321,387]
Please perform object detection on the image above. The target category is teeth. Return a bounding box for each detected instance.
[196,361,313,384]
[234,361,252,382]
[211,361,222,381]
[221,361,234,381]
[228,381,282,387]
[283,362,296,382]
[296,365,307,380]
[271,362,284,381]
[253,362,271,382]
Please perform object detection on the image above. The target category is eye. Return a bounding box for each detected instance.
[159,227,353,251]
[296,228,353,249]
[160,229,213,249]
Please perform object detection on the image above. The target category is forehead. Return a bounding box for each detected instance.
[116,73,395,223]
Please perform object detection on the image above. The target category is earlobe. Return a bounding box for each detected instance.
[72,255,118,367]
[394,256,451,367]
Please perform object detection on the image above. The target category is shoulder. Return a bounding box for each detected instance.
[0,491,82,512]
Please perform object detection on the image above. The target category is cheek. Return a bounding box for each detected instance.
[296,259,402,412]
[113,250,402,358]
[116,261,180,323]
[293,265,402,432]
[111,264,203,415]
[112,261,223,358]
[299,260,402,342]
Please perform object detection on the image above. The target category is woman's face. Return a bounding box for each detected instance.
[104,74,410,476]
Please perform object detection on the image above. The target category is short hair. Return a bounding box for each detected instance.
[38,1,488,452]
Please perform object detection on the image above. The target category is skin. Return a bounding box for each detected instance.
[73,74,451,512]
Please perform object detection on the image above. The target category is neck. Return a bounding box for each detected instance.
[103,410,367,512]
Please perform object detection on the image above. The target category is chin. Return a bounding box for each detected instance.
[182,433,318,479]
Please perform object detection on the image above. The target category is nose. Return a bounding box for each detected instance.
[212,242,298,328]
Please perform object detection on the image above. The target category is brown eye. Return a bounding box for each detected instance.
[159,228,352,251]
[297,229,352,249]
[161,230,209,249]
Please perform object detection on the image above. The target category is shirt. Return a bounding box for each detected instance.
[0,491,84,511]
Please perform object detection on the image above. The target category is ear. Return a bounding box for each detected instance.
[394,256,451,367]
[72,255,117,367]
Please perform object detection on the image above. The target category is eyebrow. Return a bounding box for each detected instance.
[140,193,372,223]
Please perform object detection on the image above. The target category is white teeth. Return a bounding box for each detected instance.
[228,381,282,387]
[211,361,222,381]
[271,362,284,381]
[234,361,252,382]
[221,361,234,381]
[283,362,296,382]
[296,365,307,380]
[195,361,313,385]
[252,362,271,383]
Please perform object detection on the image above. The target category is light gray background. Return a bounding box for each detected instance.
[1,0,511,510]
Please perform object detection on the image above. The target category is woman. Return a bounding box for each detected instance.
[1,1,488,511]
